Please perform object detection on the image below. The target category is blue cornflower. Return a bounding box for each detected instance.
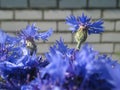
[40,39,120,90]
[0,30,20,46]
[0,30,8,58]
[0,30,7,45]
[0,24,53,89]
[70,45,120,90]
[51,38,72,55]
[21,78,61,90]
[0,46,42,89]
[21,78,42,90]
[66,13,104,49]
[19,23,53,54]
[66,13,104,34]
[0,30,20,61]
[19,23,53,41]
[42,46,69,83]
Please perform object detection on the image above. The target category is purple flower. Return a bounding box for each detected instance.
[19,23,53,54]
[0,30,7,44]
[42,46,69,83]
[0,49,41,89]
[0,23,53,89]
[21,78,61,90]
[0,34,42,90]
[66,13,104,34]
[41,39,120,90]
[0,30,20,61]
[19,23,53,41]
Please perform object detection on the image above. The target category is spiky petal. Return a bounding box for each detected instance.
[66,13,104,34]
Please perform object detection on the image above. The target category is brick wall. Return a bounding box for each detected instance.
[0,0,120,60]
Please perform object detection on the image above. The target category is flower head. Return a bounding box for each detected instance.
[0,30,20,61]
[66,13,104,34]
[19,23,53,41]
[66,13,104,49]
[0,25,50,89]
[19,23,53,54]
[42,45,69,83]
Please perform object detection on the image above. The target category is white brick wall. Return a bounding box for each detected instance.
[103,10,120,19]
[114,44,120,52]
[37,43,52,54]
[86,34,100,42]
[1,21,28,32]
[0,10,13,20]
[104,21,115,31]
[113,44,120,60]
[73,10,101,19]
[58,21,69,31]
[48,33,72,42]
[30,21,57,31]
[92,43,113,53]
[44,10,72,20]
[15,10,42,20]
[112,54,120,60]
[68,43,76,48]
[115,21,120,31]
[102,33,120,42]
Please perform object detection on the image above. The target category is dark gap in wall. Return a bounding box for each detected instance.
[27,0,30,8]
[101,9,104,18]
[116,0,119,8]
[13,10,15,20]
[114,20,117,31]
[86,0,89,9]
[56,21,59,32]
[113,43,116,54]
[0,0,1,9]
[57,0,59,9]
[41,10,44,20]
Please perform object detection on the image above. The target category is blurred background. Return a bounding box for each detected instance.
[0,0,120,60]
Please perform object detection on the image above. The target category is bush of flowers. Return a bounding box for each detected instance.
[0,13,120,90]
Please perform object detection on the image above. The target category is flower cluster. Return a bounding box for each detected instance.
[0,14,120,90]
[0,24,53,89]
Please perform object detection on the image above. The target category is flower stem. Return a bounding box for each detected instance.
[75,29,87,50]
[76,41,81,50]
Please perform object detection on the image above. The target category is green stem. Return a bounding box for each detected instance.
[75,28,88,50]
[76,41,81,50]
